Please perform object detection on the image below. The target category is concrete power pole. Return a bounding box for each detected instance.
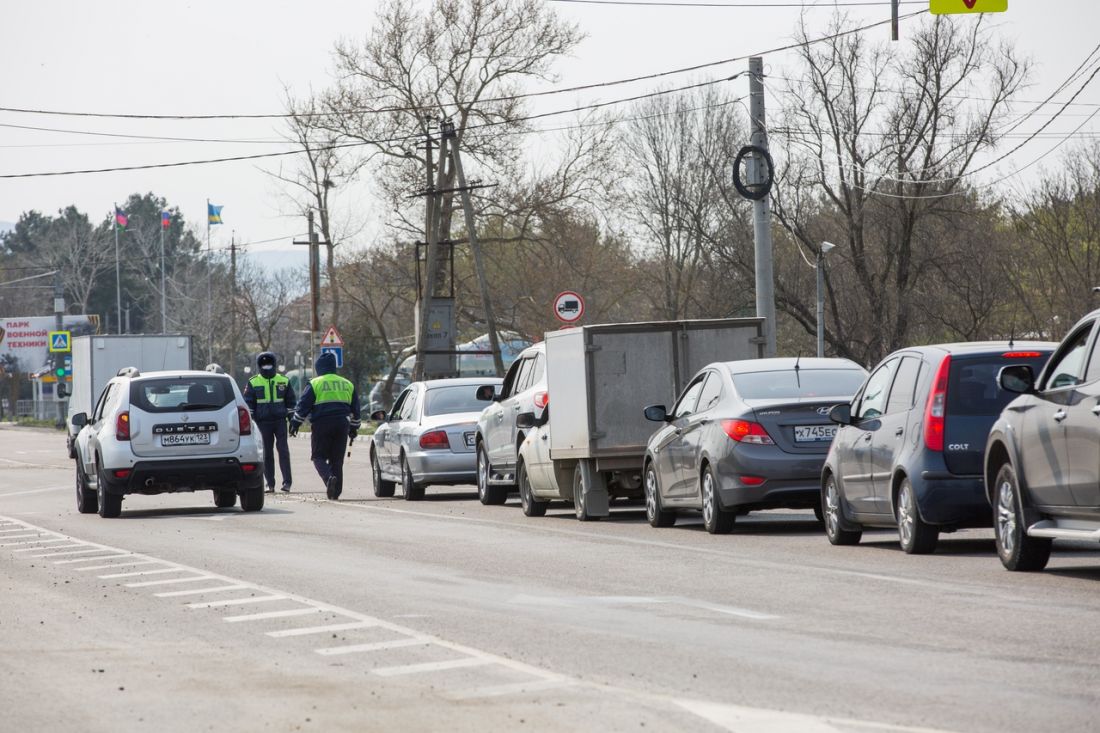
[413,133,452,382]
[229,233,238,380]
[53,271,65,427]
[748,56,777,358]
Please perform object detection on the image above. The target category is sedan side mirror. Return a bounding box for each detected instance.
[71,412,88,428]
[644,404,670,423]
[475,385,499,402]
[516,411,536,429]
[369,409,388,422]
[999,364,1035,394]
[828,403,852,426]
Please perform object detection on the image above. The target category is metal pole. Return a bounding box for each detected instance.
[54,271,65,427]
[749,57,777,358]
[816,251,825,358]
[160,221,167,334]
[308,209,320,356]
[891,0,899,42]
[207,199,213,365]
[114,203,122,335]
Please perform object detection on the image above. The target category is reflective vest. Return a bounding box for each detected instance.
[249,373,290,403]
[310,373,354,406]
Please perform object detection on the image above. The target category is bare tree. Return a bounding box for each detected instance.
[236,261,304,353]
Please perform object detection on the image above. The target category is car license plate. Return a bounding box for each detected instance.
[161,433,211,447]
[794,425,837,442]
[464,432,475,448]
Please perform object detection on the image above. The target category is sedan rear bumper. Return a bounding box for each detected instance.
[101,458,264,495]
[712,447,826,510]
[405,449,477,485]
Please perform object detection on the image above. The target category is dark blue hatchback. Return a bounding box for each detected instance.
[819,342,1055,554]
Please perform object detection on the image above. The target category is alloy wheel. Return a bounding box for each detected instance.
[825,479,841,539]
[702,472,715,526]
[645,469,657,522]
[477,448,488,501]
[997,477,1017,557]
[898,482,915,548]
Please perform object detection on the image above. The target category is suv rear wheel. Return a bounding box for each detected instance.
[897,477,938,554]
[476,444,507,505]
[76,461,98,514]
[96,464,122,519]
[240,486,264,512]
[518,460,548,517]
[214,491,237,508]
[994,463,1052,571]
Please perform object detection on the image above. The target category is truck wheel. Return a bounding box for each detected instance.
[477,445,507,505]
[401,455,425,501]
[701,466,735,534]
[76,460,98,514]
[644,464,675,528]
[214,491,237,508]
[240,486,265,512]
[897,477,938,554]
[572,464,600,522]
[518,460,547,517]
[371,449,396,498]
[96,465,122,519]
[994,463,1051,571]
[823,474,861,545]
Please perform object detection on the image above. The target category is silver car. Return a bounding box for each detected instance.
[370,377,502,501]
[642,358,867,534]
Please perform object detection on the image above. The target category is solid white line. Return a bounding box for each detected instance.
[0,486,69,498]
[154,584,251,598]
[77,560,162,572]
[266,621,377,638]
[99,567,187,579]
[446,678,572,700]
[315,638,429,656]
[372,657,491,677]
[224,607,323,623]
[36,549,107,558]
[187,595,285,609]
[125,575,211,588]
[13,542,83,552]
[56,553,132,564]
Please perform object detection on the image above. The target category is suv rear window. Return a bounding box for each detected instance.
[947,354,1050,416]
[130,377,235,413]
[732,369,866,400]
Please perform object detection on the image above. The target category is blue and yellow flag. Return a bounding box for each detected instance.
[208,203,223,225]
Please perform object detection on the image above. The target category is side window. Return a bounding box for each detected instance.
[855,359,898,420]
[528,353,546,388]
[389,389,411,421]
[1044,322,1094,390]
[500,358,524,398]
[1087,331,1100,384]
[512,358,534,396]
[673,375,707,419]
[400,389,419,420]
[94,383,116,422]
[885,357,922,415]
[696,371,724,413]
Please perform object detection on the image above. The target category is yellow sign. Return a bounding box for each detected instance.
[930,0,1007,14]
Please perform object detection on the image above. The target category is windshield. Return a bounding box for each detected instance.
[732,369,866,400]
[130,377,235,413]
[423,385,491,416]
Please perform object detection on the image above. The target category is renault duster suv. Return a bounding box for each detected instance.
[71,367,265,518]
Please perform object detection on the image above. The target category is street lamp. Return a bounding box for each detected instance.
[817,241,837,358]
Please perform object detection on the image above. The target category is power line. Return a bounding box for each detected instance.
[550,0,921,6]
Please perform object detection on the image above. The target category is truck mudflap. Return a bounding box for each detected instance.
[575,460,610,518]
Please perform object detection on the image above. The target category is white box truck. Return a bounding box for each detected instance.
[66,335,193,456]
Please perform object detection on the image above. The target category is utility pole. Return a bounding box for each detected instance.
[113,203,122,335]
[293,210,327,358]
[891,0,899,41]
[413,131,452,382]
[53,271,65,427]
[229,232,238,380]
[748,57,777,358]
[160,214,167,334]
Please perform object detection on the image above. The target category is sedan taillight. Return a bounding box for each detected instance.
[237,406,252,436]
[721,419,774,445]
[115,411,131,441]
[419,430,450,449]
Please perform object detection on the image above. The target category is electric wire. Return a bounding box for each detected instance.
[550,0,921,6]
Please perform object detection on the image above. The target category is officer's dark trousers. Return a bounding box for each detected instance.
[258,419,292,488]
[310,417,348,486]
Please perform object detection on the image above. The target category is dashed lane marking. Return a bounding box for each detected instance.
[55,552,131,564]
[374,657,493,677]
[316,638,430,656]
[224,607,324,623]
[34,548,115,558]
[77,560,162,571]
[155,584,251,598]
[124,575,209,588]
[267,621,378,638]
[186,595,285,609]
[99,567,190,579]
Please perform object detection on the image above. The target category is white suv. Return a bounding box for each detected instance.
[474,343,547,505]
[71,367,265,518]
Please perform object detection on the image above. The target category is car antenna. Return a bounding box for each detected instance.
[1008,306,1017,350]
[794,350,802,388]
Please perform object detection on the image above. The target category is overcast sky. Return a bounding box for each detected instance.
[2,0,1098,264]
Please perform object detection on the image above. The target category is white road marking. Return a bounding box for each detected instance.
[77,560,161,572]
[0,457,68,469]
[509,593,778,622]
[2,537,68,547]
[99,567,187,579]
[0,486,69,498]
[445,678,573,701]
[187,595,285,609]
[224,607,323,623]
[56,553,132,564]
[0,533,49,543]
[155,584,251,598]
[267,621,378,638]
[195,514,237,522]
[315,638,430,656]
[373,657,492,677]
[35,548,107,558]
[674,700,953,733]
[0,528,39,533]
[125,575,211,588]
[14,542,83,552]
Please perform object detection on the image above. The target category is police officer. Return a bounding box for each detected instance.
[242,352,295,493]
[289,351,360,500]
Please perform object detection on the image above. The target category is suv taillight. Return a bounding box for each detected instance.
[924,355,951,452]
[115,411,130,441]
[721,419,775,445]
[419,430,450,449]
[237,406,252,436]
[534,391,549,409]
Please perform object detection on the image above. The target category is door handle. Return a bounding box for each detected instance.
[512,404,521,411]
[674,428,683,436]
[862,433,872,442]
[894,427,904,437]
[1092,405,1100,416]
[1053,410,1067,423]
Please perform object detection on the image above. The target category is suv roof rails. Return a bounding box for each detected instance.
[204,363,225,374]
[117,366,141,378]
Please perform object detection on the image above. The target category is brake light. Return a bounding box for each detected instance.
[924,355,951,452]
[1002,351,1042,359]
[237,406,252,435]
[534,391,549,409]
[113,469,131,479]
[241,463,259,473]
[419,430,450,449]
[115,411,130,441]
[721,419,775,445]
[740,475,766,486]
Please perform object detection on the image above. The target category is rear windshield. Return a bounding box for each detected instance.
[732,369,866,400]
[947,354,1050,416]
[423,385,489,416]
[130,377,235,413]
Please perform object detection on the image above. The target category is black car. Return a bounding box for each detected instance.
[821,342,1055,554]
[986,313,1100,570]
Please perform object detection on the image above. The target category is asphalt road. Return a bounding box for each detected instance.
[3,425,1099,732]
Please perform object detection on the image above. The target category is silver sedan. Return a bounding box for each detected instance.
[369,377,502,501]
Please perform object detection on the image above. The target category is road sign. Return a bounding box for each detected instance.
[930,0,1007,14]
[553,291,585,324]
[321,326,344,347]
[48,331,71,353]
[320,346,344,368]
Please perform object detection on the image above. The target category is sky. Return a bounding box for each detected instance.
[2,0,1098,267]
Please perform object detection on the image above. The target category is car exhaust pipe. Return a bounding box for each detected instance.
[144,478,156,487]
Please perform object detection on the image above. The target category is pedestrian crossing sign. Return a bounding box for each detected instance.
[321,326,344,346]
[48,330,71,353]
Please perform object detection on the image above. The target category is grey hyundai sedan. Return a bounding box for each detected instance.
[642,358,867,533]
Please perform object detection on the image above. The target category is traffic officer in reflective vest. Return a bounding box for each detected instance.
[242,351,296,493]
[289,351,361,500]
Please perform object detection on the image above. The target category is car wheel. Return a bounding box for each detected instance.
[476,444,507,505]
[96,464,122,519]
[896,477,938,554]
[401,454,425,501]
[812,501,825,523]
[214,490,237,508]
[76,460,98,514]
[701,466,734,535]
[240,486,265,512]
[572,464,601,522]
[644,464,676,528]
[994,463,1052,571]
[518,459,547,517]
[823,474,861,546]
[371,449,396,498]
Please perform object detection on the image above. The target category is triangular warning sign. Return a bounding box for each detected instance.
[53,334,67,348]
[321,326,343,346]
